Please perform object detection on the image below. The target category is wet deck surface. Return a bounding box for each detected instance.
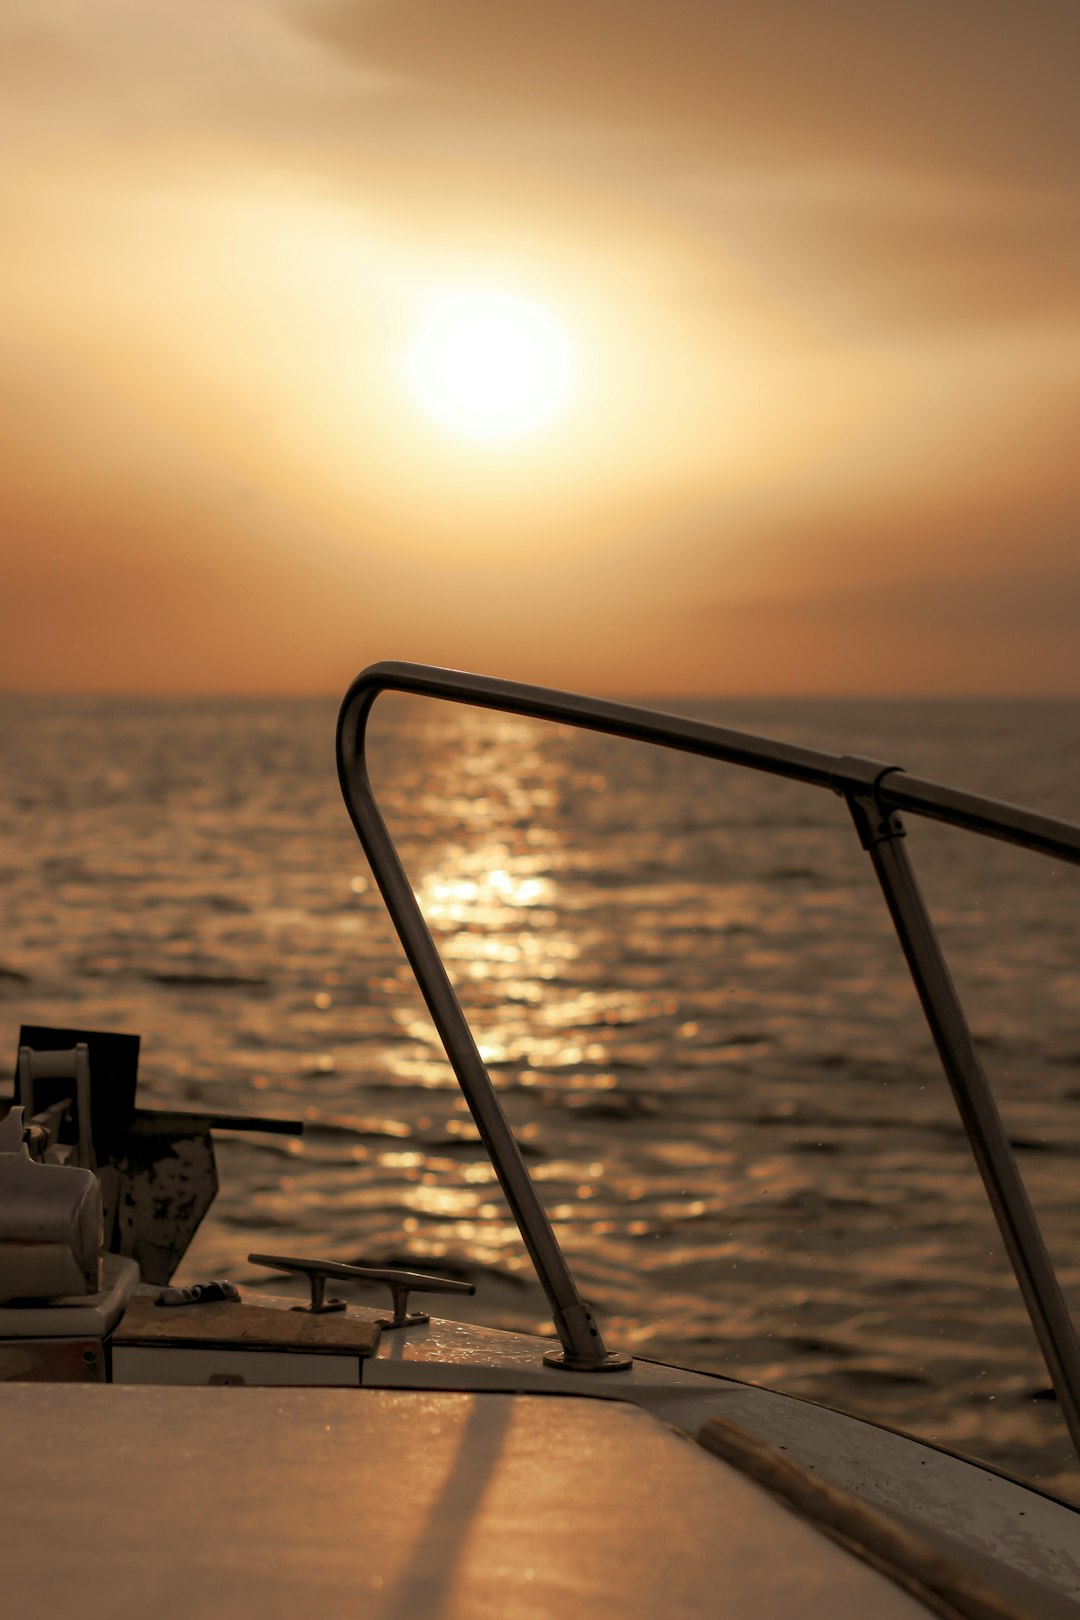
[4,1383,937,1620]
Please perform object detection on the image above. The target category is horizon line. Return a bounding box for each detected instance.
[2,687,1078,704]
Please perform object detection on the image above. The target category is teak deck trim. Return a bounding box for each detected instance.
[113,1296,381,1356]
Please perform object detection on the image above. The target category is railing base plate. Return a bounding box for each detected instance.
[543,1347,633,1373]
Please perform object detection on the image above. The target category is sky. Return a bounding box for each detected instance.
[2,0,1079,696]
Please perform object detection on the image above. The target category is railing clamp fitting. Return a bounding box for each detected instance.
[829,756,906,851]
[544,1301,632,1372]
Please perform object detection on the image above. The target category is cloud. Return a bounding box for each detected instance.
[690,568,1080,695]
[0,0,398,162]
[675,170,1080,333]
[303,1,1080,185]
[300,2,1080,332]
[708,568,1080,637]
[7,3,1079,334]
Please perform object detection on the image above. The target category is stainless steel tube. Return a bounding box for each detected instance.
[338,680,629,1370]
[847,792,1080,1461]
[342,662,1080,865]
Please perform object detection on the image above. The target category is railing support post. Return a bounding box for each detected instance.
[839,764,1080,1461]
[338,696,631,1372]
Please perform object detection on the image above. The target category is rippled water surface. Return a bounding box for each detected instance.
[2,692,1078,1494]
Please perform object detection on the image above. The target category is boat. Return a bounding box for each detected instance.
[2,660,1078,1619]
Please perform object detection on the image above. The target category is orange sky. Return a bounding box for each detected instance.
[2,1,1079,695]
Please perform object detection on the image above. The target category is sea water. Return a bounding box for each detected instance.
[2,692,1078,1493]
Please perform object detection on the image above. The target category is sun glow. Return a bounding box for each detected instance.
[405,289,576,443]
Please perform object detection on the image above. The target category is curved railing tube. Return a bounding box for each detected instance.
[337,662,1080,1446]
[341,663,1080,864]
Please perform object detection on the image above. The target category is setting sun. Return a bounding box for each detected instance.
[405,289,576,443]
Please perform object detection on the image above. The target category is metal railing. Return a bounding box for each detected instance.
[337,661,1080,1452]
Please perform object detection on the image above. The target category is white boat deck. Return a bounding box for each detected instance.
[100,1288,1080,1606]
[4,1382,945,1620]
